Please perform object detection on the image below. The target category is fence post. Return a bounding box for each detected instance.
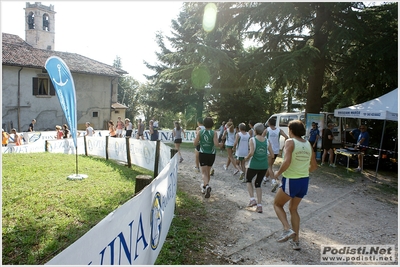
[45,140,49,152]
[126,137,131,168]
[134,175,152,195]
[84,135,88,156]
[153,140,160,178]
[105,136,109,160]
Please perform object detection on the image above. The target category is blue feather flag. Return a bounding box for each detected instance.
[45,56,77,148]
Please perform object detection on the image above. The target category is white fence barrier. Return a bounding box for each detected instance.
[3,131,179,265]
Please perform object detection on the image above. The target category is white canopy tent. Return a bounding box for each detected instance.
[334,88,398,180]
[334,88,398,121]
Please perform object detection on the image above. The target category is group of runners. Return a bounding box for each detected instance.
[192,117,318,250]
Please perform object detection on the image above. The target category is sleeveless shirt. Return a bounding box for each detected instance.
[283,138,312,179]
[248,137,269,170]
[199,129,216,154]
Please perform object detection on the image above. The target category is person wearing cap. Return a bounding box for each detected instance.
[125,118,133,137]
[85,122,95,137]
[2,129,9,147]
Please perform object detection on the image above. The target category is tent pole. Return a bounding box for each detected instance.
[374,120,386,182]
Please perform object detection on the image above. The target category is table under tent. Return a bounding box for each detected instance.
[334,88,398,180]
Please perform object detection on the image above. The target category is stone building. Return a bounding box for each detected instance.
[2,2,128,132]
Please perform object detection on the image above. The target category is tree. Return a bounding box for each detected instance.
[234,2,397,114]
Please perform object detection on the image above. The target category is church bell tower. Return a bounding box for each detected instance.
[24,2,56,50]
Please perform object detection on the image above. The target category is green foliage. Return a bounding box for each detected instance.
[2,153,152,265]
[141,2,397,124]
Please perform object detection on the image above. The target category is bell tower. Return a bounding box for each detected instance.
[24,2,56,50]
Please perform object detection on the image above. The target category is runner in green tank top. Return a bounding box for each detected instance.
[193,117,222,198]
[244,123,274,213]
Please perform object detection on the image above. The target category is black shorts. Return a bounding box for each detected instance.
[199,153,216,167]
[174,138,182,144]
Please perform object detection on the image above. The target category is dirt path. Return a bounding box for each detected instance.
[176,148,398,265]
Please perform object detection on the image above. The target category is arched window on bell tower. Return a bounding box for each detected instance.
[43,13,50,31]
[27,11,35,29]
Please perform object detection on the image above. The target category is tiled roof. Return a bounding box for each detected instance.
[2,33,127,77]
[111,102,128,109]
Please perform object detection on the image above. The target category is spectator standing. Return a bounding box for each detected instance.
[244,123,274,213]
[28,119,36,132]
[149,120,159,141]
[11,129,22,145]
[62,124,70,139]
[321,123,336,167]
[115,117,124,138]
[108,120,116,138]
[2,129,9,146]
[273,120,318,250]
[308,122,320,155]
[85,122,95,136]
[152,117,159,139]
[193,117,221,198]
[172,121,186,163]
[55,125,63,139]
[136,119,145,140]
[356,125,369,172]
[125,118,133,138]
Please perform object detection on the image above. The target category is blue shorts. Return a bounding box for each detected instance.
[281,177,309,198]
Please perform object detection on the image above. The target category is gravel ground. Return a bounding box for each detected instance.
[176,148,398,265]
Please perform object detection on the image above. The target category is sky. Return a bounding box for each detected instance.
[1,1,184,83]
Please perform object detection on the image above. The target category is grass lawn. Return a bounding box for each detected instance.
[2,151,210,265]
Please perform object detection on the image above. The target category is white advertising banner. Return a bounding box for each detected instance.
[46,154,178,265]
[85,136,107,158]
[2,139,45,154]
[46,138,85,155]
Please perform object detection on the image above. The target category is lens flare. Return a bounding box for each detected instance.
[203,3,217,32]
[191,66,210,89]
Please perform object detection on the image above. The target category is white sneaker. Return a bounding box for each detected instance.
[271,179,277,185]
[329,164,337,168]
[200,183,205,194]
[223,164,227,170]
[205,185,212,198]
[263,176,269,184]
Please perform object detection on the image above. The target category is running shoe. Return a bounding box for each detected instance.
[320,162,325,167]
[256,205,263,213]
[355,167,362,172]
[205,185,212,198]
[223,164,227,170]
[239,171,244,180]
[247,199,257,207]
[329,164,336,168]
[210,168,215,176]
[277,229,296,242]
[271,182,280,193]
[233,169,239,175]
[179,157,184,163]
[263,176,268,184]
[289,240,301,250]
[194,166,200,172]
[200,184,205,194]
